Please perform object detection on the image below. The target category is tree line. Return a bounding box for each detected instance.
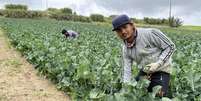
[0,4,183,27]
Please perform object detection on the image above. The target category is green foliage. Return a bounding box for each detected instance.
[48,13,73,20]
[2,4,42,18]
[2,10,44,18]
[109,15,118,19]
[0,18,201,100]
[48,13,91,22]
[5,4,28,10]
[90,14,105,22]
[144,17,169,25]
[0,9,3,16]
[169,17,183,27]
[47,7,72,14]
[47,8,60,13]
[60,8,72,14]
[131,18,144,24]
[72,15,91,22]
[47,7,90,22]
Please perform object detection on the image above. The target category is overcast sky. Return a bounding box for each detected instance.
[0,0,200,25]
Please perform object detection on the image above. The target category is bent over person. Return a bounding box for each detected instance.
[112,14,176,97]
[62,29,79,38]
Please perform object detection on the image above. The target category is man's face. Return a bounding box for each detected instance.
[115,23,135,40]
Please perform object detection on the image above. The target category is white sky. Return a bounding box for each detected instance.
[0,0,200,26]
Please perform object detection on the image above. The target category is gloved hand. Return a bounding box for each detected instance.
[143,63,161,73]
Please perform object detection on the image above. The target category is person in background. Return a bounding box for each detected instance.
[61,29,79,38]
[112,14,176,97]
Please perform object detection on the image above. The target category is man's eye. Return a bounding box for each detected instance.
[116,29,121,32]
[122,25,127,29]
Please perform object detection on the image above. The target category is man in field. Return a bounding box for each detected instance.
[61,29,79,38]
[112,14,176,97]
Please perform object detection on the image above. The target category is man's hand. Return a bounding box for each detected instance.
[143,63,160,73]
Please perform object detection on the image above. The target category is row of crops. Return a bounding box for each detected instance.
[0,18,201,101]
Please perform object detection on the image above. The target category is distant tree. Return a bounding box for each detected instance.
[130,17,141,23]
[73,12,77,15]
[169,17,183,27]
[90,14,105,22]
[60,8,72,14]
[143,17,170,25]
[47,8,59,12]
[0,9,3,16]
[109,15,118,19]
[5,4,28,10]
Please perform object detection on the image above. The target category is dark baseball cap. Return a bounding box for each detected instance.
[62,29,67,34]
[112,14,132,31]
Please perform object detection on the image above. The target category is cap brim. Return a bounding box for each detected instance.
[112,28,116,31]
[112,21,132,31]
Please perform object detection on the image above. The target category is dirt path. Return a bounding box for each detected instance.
[0,29,70,101]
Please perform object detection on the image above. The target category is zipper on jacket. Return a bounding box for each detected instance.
[160,74,163,81]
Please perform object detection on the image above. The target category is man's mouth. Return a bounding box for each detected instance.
[122,34,128,39]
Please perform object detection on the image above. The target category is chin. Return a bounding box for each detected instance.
[126,36,132,40]
[123,37,128,40]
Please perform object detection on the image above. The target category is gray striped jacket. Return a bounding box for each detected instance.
[122,28,176,82]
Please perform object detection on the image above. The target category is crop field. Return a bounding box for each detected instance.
[0,18,201,101]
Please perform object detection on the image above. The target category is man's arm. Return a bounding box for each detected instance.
[122,46,133,83]
[151,29,176,64]
[147,28,176,72]
[68,30,79,38]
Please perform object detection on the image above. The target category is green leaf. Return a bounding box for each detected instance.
[162,97,172,101]
[89,89,105,99]
[151,85,162,98]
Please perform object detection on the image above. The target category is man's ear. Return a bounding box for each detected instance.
[128,21,135,27]
[131,22,136,29]
[131,23,136,32]
[129,20,134,24]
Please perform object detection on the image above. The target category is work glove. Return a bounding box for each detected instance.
[143,62,161,73]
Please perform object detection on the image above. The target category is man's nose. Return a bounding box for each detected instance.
[121,29,127,35]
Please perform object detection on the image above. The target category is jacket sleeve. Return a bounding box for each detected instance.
[149,28,176,66]
[122,45,133,83]
[68,30,79,37]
